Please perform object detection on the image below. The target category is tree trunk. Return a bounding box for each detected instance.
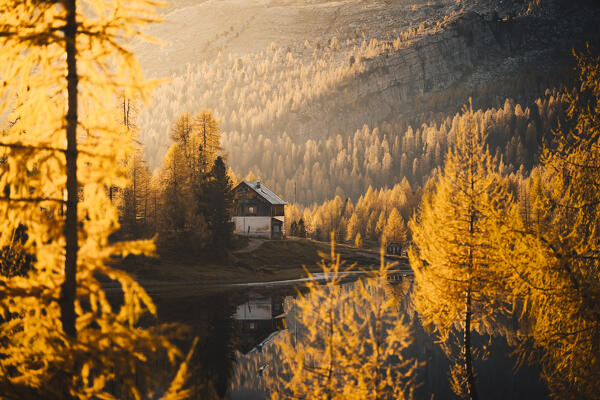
[465,135,478,400]
[144,179,148,229]
[464,284,478,400]
[133,161,137,233]
[60,0,78,339]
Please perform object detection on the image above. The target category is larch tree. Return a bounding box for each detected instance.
[354,232,363,249]
[0,224,33,278]
[345,213,360,242]
[193,109,222,164]
[170,111,194,158]
[157,109,225,254]
[381,208,407,248]
[268,240,418,400]
[374,211,387,241]
[408,104,511,400]
[495,49,600,399]
[158,143,203,250]
[119,148,151,238]
[0,0,192,398]
[117,96,152,238]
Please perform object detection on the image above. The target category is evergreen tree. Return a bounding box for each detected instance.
[205,156,234,258]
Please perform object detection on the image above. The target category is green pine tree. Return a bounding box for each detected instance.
[206,156,234,258]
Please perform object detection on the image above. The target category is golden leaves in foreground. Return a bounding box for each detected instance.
[0,0,193,398]
[409,102,512,399]
[268,240,418,400]
[494,48,600,399]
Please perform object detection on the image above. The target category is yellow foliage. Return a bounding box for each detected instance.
[0,0,192,397]
[193,109,223,164]
[381,208,407,248]
[495,49,600,399]
[354,232,363,249]
[268,239,418,399]
[409,102,511,398]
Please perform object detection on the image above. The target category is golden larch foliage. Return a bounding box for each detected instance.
[494,49,600,399]
[0,0,192,398]
[268,239,418,399]
[409,103,511,399]
[381,208,407,248]
[193,109,223,165]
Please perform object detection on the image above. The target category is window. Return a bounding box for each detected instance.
[249,206,255,215]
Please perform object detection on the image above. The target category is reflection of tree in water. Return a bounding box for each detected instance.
[227,277,549,400]
[387,279,548,400]
[156,294,237,399]
[193,295,237,399]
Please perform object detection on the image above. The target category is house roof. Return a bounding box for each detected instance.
[239,180,286,205]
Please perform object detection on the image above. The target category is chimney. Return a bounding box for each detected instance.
[256,181,261,188]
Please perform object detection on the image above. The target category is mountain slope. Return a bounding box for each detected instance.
[134,0,600,204]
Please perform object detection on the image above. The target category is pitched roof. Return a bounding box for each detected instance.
[241,180,286,205]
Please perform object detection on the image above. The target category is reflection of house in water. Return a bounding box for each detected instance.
[232,297,285,353]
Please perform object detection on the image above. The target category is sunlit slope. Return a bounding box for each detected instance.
[137,0,491,168]
[134,0,445,78]
[135,0,600,204]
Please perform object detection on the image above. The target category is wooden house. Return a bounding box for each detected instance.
[232,180,286,238]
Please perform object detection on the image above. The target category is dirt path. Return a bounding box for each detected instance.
[233,238,267,254]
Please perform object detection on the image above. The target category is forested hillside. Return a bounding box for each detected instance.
[136,0,599,206]
[227,92,566,204]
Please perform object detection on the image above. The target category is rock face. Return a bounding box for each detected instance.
[283,5,600,141]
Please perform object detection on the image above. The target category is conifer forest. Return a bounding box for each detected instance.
[1,0,600,399]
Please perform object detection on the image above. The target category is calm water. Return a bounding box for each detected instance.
[151,277,549,400]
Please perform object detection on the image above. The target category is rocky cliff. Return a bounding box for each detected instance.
[284,4,600,141]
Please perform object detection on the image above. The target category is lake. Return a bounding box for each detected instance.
[151,275,549,400]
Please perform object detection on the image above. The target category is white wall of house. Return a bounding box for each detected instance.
[232,216,272,238]
[233,299,272,320]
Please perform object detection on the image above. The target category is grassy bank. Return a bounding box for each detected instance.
[115,237,409,296]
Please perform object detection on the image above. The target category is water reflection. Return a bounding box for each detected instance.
[233,297,286,354]
[151,277,548,399]
[226,277,548,400]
